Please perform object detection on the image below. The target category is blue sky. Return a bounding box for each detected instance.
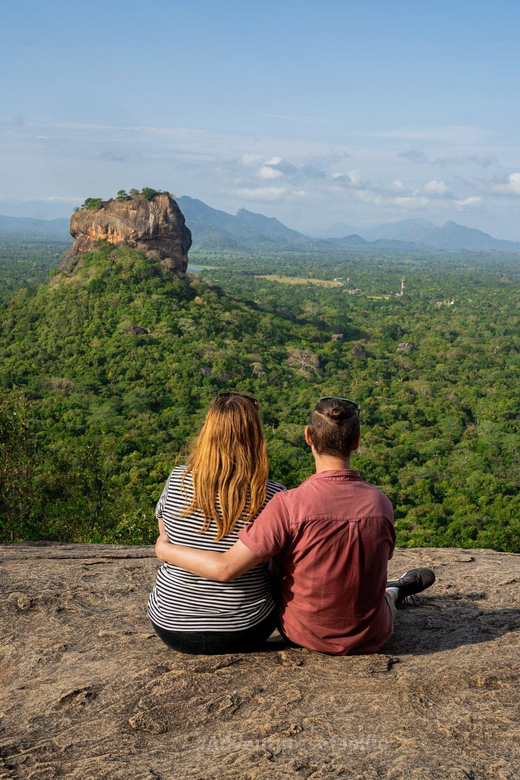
[2,0,520,236]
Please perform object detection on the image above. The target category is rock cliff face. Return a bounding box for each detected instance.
[59,194,192,274]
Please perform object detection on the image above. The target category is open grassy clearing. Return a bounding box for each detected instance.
[256,274,344,287]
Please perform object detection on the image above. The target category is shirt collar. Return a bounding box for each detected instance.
[306,469,362,482]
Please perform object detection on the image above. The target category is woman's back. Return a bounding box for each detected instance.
[148,465,285,632]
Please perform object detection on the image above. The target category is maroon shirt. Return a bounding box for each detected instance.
[238,469,395,655]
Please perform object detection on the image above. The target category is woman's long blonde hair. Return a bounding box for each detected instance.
[182,393,268,540]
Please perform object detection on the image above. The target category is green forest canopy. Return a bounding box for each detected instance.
[1,238,519,552]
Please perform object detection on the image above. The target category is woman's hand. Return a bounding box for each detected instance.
[155,534,169,561]
[157,516,168,539]
[155,517,170,561]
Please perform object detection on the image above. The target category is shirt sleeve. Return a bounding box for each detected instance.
[238,491,291,562]
[155,471,174,519]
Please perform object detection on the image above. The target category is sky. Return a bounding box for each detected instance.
[2,0,520,237]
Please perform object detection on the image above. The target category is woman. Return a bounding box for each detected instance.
[148,391,285,654]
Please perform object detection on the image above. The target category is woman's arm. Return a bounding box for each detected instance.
[155,533,263,582]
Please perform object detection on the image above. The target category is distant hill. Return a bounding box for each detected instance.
[375,219,520,253]
[323,217,520,253]
[176,196,328,251]
[326,234,369,247]
[359,218,437,243]
[0,215,71,240]
[414,221,520,252]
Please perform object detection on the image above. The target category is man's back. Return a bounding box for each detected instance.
[239,469,395,654]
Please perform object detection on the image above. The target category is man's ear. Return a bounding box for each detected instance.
[350,434,360,452]
[305,426,313,447]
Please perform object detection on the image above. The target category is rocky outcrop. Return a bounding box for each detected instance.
[1,544,519,779]
[351,345,368,359]
[59,194,192,274]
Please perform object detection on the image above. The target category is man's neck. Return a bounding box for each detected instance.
[313,453,352,473]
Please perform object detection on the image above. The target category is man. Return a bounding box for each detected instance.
[155,396,435,654]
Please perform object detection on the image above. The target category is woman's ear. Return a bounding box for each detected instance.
[305,426,313,447]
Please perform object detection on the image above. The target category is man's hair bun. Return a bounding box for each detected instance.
[327,405,349,421]
[309,398,360,457]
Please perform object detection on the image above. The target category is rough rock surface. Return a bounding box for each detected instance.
[1,544,519,780]
[59,194,192,274]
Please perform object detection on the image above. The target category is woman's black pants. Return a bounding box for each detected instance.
[151,610,278,655]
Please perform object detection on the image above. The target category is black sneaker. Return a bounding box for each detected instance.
[386,568,435,604]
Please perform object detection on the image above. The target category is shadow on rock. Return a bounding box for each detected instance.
[383,594,520,655]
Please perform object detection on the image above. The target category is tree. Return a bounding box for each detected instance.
[286,348,321,379]
[80,197,104,211]
[140,188,161,201]
[0,389,38,541]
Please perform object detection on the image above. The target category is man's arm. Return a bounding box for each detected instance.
[155,533,263,582]
[155,489,288,582]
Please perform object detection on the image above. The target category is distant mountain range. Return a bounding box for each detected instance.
[175,200,520,254]
[175,196,328,251]
[313,217,520,253]
[1,200,520,254]
[0,214,70,240]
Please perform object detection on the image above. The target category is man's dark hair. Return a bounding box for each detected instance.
[308,398,360,457]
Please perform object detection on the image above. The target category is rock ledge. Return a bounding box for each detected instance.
[1,545,519,779]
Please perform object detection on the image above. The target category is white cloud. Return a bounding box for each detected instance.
[347,170,365,189]
[353,190,384,205]
[454,196,482,209]
[0,116,517,234]
[233,186,287,201]
[508,172,520,193]
[491,172,520,195]
[423,180,449,195]
[392,195,431,209]
[257,166,283,180]
[333,170,368,190]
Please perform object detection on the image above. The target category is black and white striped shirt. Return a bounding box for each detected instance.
[148,465,286,632]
